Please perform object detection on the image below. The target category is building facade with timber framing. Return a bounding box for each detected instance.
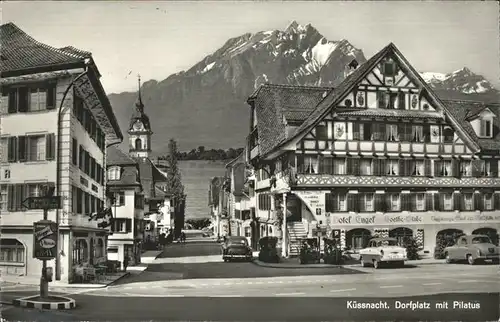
[0,23,123,282]
[246,42,500,258]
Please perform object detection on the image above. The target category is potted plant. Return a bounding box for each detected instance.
[323,238,343,264]
[299,238,320,264]
[258,236,280,263]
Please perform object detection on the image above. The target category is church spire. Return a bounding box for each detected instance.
[136,74,144,110]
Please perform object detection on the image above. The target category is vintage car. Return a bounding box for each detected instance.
[444,234,500,265]
[359,237,407,269]
[222,236,253,262]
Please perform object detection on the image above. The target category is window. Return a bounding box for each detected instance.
[4,170,10,179]
[484,193,493,210]
[0,239,25,263]
[338,193,346,211]
[389,228,413,246]
[135,138,142,150]
[360,159,372,175]
[412,125,424,142]
[386,160,399,175]
[26,135,46,161]
[386,124,398,141]
[461,161,472,177]
[29,88,47,111]
[443,128,454,143]
[439,160,452,177]
[397,92,406,109]
[0,185,7,211]
[0,138,7,162]
[412,160,424,176]
[361,193,374,212]
[378,92,398,109]
[7,86,55,113]
[72,239,88,265]
[360,123,372,141]
[333,158,346,175]
[443,193,453,211]
[383,62,397,76]
[113,192,125,206]
[298,155,319,174]
[325,192,347,212]
[480,119,493,138]
[113,218,132,233]
[463,193,473,211]
[389,194,400,211]
[258,194,271,210]
[27,183,45,197]
[415,193,425,211]
[72,138,78,165]
[316,125,328,140]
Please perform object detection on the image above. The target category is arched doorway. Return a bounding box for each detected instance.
[472,228,498,245]
[436,229,464,247]
[346,228,371,250]
[0,238,25,264]
[135,138,142,150]
[389,227,414,246]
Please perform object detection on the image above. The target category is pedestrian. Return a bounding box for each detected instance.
[181,231,186,243]
[123,256,129,272]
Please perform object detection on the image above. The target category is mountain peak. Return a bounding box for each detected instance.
[285,20,300,32]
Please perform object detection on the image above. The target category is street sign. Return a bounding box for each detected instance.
[33,220,58,260]
[332,229,341,239]
[22,196,61,210]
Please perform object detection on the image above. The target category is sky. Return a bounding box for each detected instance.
[3,1,499,94]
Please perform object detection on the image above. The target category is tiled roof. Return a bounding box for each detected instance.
[335,109,443,120]
[0,22,88,74]
[106,146,137,166]
[137,158,169,200]
[108,166,141,187]
[251,84,333,156]
[442,100,500,152]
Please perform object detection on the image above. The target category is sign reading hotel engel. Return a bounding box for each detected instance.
[327,213,500,226]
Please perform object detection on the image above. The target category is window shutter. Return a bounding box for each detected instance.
[347,194,356,213]
[79,145,84,170]
[372,159,379,176]
[72,139,78,165]
[317,155,324,174]
[434,160,440,177]
[471,160,484,177]
[7,184,15,211]
[331,193,339,212]
[401,193,410,211]
[17,136,27,162]
[453,192,461,211]
[323,157,333,175]
[490,160,499,177]
[15,184,23,211]
[0,93,8,114]
[8,90,17,113]
[46,86,56,109]
[351,158,360,176]
[398,159,405,176]
[474,193,483,211]
[425,193,433,211]
[378,159,386,176]
[126,219,132,232]
[494,194,500,210]
[17,88,28,112]
[452,159,460,178]
[45,133,55,160]
[439,194,445,211]
[353,123,360,140]
[385,194,392,211]
[7,137,17,162]
[423,125,430,143]
[424,159,432,177]
[375,194,384,212]
[434,193,440,211]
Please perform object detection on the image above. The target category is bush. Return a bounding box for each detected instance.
[323,238,343,264]
[299,238,320,264]
[402,237,419,260]
[434,232,463,259]
[258,237,280,263]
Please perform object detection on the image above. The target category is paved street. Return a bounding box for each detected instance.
[1,236,499,321]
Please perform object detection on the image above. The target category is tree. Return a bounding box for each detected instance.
[166,139,186,238]
[185,218,211,230]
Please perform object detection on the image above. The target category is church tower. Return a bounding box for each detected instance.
[128,75,153,159]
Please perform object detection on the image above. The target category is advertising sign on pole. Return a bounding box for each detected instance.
[33,220,58,260]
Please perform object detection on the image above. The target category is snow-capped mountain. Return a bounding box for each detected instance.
[108,21,498,154]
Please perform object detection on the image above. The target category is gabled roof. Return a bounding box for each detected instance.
[335,109,443,120]
[0,22,88,74]
[137,158,169,200]
[263,43,480,157]
[107,146,137,166]
[249,84,333,156]
[443,100,500,152]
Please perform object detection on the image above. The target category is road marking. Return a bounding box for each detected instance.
[422,283,442,286]
[223,283,233,285]
[330,288,356,293]
[275,292,305,296]
[458,280,478,283]
[211,295,243,297]
[380,285,403,289]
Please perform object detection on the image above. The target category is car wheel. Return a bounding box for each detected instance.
[360,258,367,267]
[445,252,453,264]
[373,260,380,269]
[467,254,476,265]
[491,259,499,265]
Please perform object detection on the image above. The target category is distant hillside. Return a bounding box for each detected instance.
[179,160,227,219]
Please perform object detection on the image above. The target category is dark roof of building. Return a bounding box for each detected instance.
[442,100,500,152]
[106,146,137,166]
[0,22,88,74]
[136,158,169,200]
[250,84,333,156]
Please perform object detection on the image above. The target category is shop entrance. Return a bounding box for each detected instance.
[346,228,371,251]
[389,227,414,246]
[286,194,302,222]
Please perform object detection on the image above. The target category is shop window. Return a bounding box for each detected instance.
[389,227,413,246]
[346,228,371,250]
[72,239,88,265]
[0,238,25,263]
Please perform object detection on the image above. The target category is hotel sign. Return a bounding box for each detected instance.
[327,212,500,226]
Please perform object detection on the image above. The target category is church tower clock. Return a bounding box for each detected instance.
[128,75,153,159]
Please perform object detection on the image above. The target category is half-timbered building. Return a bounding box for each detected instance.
[246,42,500,258]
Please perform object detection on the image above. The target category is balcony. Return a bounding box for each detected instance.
[334,140,470,155]
[295,174,500,188]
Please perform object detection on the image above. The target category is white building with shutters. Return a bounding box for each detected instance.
[0,23,122,283]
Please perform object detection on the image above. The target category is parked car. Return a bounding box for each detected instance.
[359,237,407,269]
[444,234,500,265]
[222,236,253,262]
